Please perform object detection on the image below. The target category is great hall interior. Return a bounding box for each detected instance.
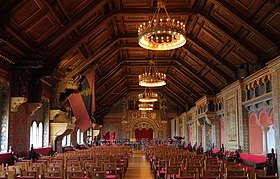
[0,0,280,178]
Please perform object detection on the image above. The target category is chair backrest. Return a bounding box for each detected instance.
[179,169,198,177]
[203,170,221,176]
[8,165,22,175]
[166,166,181,177]
[43,171,62,177]
[103,163,116,175]
[226,169,246,177]
[90,171,106,179]
[66,171,83,179]
[21,170,38,179]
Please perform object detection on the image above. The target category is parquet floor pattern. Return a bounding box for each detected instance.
[124,150,153,179]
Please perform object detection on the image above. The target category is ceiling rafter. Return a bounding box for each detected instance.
[96,63,125,87]
[102,86,128,107]
[186,35,236,73]
[174,58,216,93]
[182,44,233,84]
[198,12,266,65]
[210,0,280,48]
[166,76,197,103]
[174,67,207,93]
[162,87,185,108]
[99,76,127,99]
[167,74,201,99]
[35,0,109,51]
[41,9,197,57]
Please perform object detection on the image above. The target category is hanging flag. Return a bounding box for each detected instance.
[68,70,95,132]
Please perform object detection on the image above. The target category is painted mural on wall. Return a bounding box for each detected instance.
[10,104,29,153]
[0,84,9,152]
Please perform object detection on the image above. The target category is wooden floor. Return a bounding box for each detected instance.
[124,150,154,179]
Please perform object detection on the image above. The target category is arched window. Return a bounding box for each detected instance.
[62,134,71,146]
[77,128,84,144]
[267,126,275,152]
[38,122,43,148]
[30,121,37,148]
[30,121,44,148]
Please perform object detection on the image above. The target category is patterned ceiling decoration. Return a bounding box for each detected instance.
[0,0,279,122]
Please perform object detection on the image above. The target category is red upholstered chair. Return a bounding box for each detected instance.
[165,166,181,179]
[103,163,119,179]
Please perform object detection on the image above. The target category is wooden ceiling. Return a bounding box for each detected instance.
[1,0,279,121]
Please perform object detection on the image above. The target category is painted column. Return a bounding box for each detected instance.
[267,56,280,175]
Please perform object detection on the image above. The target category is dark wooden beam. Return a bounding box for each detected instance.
[35,0,109,50]
[104,87,128,107]
[96,63,125,87]
[99,76,126,99]
[167,74,201,99]
[211,0,280,48]
[166,76,197,103]
[174,58,216,93]
[182,44,234,84]
[198,12,266,65]
[186,36,237,74]
[162,87,186,108]
[39,8,197,56]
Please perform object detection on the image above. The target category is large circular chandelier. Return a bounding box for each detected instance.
[138,103,154,111]
[138,0,186,51]
[139,87,158,102]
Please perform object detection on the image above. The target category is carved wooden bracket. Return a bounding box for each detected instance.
[28,102,42,116]
[71,116,76,124]
[50,110,65,121]
[10,97,27,112]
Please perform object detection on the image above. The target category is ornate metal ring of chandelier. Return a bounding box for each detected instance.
[138,103,154,111]
[139,87,158,102]
[138,0,186,51]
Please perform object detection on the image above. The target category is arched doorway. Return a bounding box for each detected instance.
[133,121,154,139]
[135,128,153,140]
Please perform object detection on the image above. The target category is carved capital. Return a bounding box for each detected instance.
[28,102,42,116]
[10,97,27,112]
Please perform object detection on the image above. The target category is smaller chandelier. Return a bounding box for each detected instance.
[139,58,166,87]
[138,103,154,111]
[139,87,158,102]
[138,0,186,51]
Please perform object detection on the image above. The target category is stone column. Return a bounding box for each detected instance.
[261,126,267,154]
[267,56,280,175]
[242,107,249,153]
